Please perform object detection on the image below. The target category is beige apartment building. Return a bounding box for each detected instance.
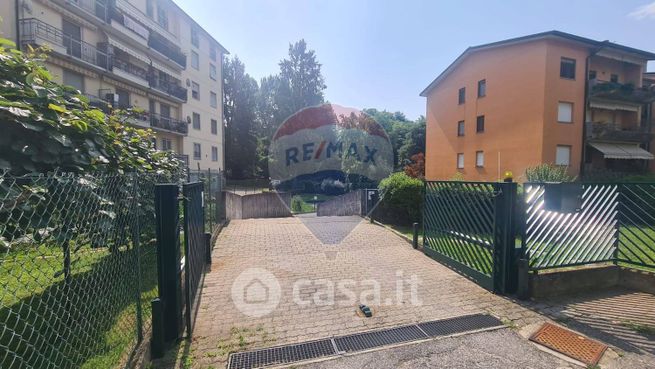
[2,0,227,171]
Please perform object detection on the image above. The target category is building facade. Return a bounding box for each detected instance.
[2,0,227,171]
[420,31,655,181]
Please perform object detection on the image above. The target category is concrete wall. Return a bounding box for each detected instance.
[225,192,292,220]
[316,190,363,217]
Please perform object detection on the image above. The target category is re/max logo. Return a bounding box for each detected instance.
[285,141,378,166]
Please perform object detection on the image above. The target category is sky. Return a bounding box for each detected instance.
[178,0,655,120]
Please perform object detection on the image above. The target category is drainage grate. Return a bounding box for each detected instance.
[334,325,426,353]
[227,313,504,368]
[418,313,503,337]
[227,339,335,369]
[530,322,607,366]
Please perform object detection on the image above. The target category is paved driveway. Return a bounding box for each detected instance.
[190,215,545,368]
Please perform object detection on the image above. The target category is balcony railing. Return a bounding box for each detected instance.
[586,122,653,143]
[149,77,188,102]
[147,34,186,68]
[65,0,111,23]
[20,18,110,70]
[589,80,655,104]
[149,112,188,135]
[113,58,149,83]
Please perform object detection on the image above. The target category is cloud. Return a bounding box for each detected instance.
[629,2,655,19]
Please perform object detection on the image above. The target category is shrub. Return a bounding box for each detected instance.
[290,195,304,212]
[525,163,575,182]
[375,172,423,225]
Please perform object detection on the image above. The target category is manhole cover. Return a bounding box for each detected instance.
[530,322,607,366]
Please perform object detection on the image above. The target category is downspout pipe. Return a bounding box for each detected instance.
[15,0,21,50]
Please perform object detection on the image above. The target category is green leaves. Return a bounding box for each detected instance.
[0,43,182,176]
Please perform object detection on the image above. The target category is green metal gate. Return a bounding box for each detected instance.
[423,181,517,293]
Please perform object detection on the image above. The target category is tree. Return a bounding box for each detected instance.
[397,116,426,167]
[0,40,180,175]
[223,56,259,178]
[277,39,326,116]
[404,152,425,179]
[362,109,425,170]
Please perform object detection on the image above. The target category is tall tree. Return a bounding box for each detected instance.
[275,39,327,125]
[223,56,259,178]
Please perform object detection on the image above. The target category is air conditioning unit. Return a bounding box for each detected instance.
[105,93,118,106]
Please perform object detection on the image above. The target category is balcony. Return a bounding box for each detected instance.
[63,0,111,23]
[589,80,655,105]
[19,18,110,70]
[149,77,188,102]
[148,113,188,135]
[586,122,653,143]
[147,34,186,68]
[112,58,149,87]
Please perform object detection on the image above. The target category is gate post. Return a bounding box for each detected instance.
[493,182,518,294]
[154,184,182,343]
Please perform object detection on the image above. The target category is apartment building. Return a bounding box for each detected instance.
[2,0,227,171]
[420,31,655,181]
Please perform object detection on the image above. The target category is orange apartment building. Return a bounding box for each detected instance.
[421,31,655,181]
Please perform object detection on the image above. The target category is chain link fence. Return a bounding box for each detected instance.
[188,169,225,234]
[0,171,175,369]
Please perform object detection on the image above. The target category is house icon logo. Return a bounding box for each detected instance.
[231,268,281,317]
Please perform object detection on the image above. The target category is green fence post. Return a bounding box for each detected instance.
[150,298,164,359]
[493,181,518,294]
[412,222,419,249]
[154,183,182,342]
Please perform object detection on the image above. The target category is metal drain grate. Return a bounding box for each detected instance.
[227,313,504,368]
[228,339,335,369]
[530,322,607,366]
[418,313,503,337]
[334,325,426,353]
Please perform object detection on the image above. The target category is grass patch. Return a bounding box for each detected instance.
[0,243,158,369]
[621,321,655,336]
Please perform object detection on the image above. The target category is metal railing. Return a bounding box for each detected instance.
[585,121,653,143]
[65,0,111,23]
[149,77,188,101]
[148,112,188,135]
[147,35,186,68]
[113,58,149,82]
[19,18,110,70]
[0,172,175,369]
[589,79,655,104]
[182,182,206,336]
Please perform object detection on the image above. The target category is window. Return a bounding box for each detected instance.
[210,45,217,61]
[115,88,130,109]
[157,6,168,30]
[63,69,85,92]
[191,81,200,100]
[555,145,571,166]
[191,51,199,70]
[557,102,573,123]
[457,121,465,136]
[210,91,218,108]
[458,87,465,104]
[610,74,619,83]
[191,27,199,48]
[151,137,157,150]
[457,153,464,169]
[477,79,486,98]
[211,146,218,162]
[476,151,484,167]
[148,99,156,114]
[192,112,200,130]
[560,57,576,79]
[209,63,217,80]
[589,70,597,80]
[162,138,172,151]
[476,115,485,133]
[211,119,218,135]
[193,143,201,160]
[160,103,170,118]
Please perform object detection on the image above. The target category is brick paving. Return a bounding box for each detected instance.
[189,216,545,368]
[151,215,655,369]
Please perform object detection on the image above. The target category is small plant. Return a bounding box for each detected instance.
[290,195,304,212]
[525,163,576,182]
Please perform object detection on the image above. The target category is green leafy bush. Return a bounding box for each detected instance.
[525,163,575,182]
[291,195,304,212]
[375,172,423,225]
[0,39,180,176]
